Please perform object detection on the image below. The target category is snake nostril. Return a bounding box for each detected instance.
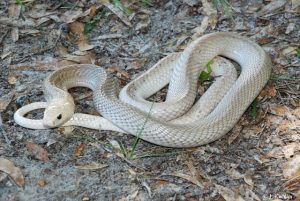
[57,114,62,120]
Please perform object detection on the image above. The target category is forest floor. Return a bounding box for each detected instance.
[0,0,299,200]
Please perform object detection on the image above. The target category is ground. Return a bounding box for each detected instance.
[0,0,299,201]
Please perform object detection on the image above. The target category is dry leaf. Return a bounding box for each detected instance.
[26,141,49,161]
[37,179,46,187]
[283,155,300,179]
[0,91,14,111]
[28,10,57,19]
[281,46,298,56]
[60,10,83,23]
[68,21,94,51]
[9,59,77,71]
[257,0,286,17]
[215,184,245,201]
[257,37,275,45]
[164,172,204,188]
[75,163,108,170]
[131,59,146,70]
[243,171,254,187]
[57,126,75,135]
[259,85,277,98]
[101,1,132,27]
[8,4,21,18]
[282,143,298,159]
[107,66,129,78]
[265,147,283,159]
[1,51,12,59]
[74,143,85,157]
[69,21,85,40]
[91,33,125,41]
[0,158,25,187]
[292,0,300,10]
[89,5,97,18]
[11,27,19,42]
[154,180,169,188]
[8,76,17,85]
[192,0,217,39]
[63,52,95,64]
[20,29,40,35]
[0,17,36,27]
[228,124,243,145]
[225,168,244,180]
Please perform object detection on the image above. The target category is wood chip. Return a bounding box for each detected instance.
[74,143,85,157]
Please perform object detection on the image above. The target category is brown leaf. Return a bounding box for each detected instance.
[259,84,277,98]
[89,5,97,18]
[74,143,85,157]
[0,158,25,187]
[265,147,283,159]
[257,37,275,45]
[37,179,46,187]
[131,59,146,70]
[69,21,85,41]
[26,141,49,161]
[228,124,243,145]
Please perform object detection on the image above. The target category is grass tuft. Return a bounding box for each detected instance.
[118,103,154,160]
[112,0,133,16]
[84,9,106,34]
[199,60,214,82]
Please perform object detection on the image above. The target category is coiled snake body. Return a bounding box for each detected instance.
[14,32,272,147]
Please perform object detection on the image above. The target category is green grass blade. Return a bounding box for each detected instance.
[128,103,154,159]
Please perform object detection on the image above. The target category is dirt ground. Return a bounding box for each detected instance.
[0,0,299,200]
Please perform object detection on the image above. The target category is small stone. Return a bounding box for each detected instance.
[285,23,295,34]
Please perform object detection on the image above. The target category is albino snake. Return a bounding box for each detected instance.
[14,32,272,147]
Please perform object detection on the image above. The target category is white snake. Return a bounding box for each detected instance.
[14,32,272,147]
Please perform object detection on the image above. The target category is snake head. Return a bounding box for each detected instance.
[43,98,75,128]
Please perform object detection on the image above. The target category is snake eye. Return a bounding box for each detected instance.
[57,114,62,120]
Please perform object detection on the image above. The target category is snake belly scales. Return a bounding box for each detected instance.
[14,32,272,147]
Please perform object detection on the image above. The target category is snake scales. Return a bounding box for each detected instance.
[14,32,272,147]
